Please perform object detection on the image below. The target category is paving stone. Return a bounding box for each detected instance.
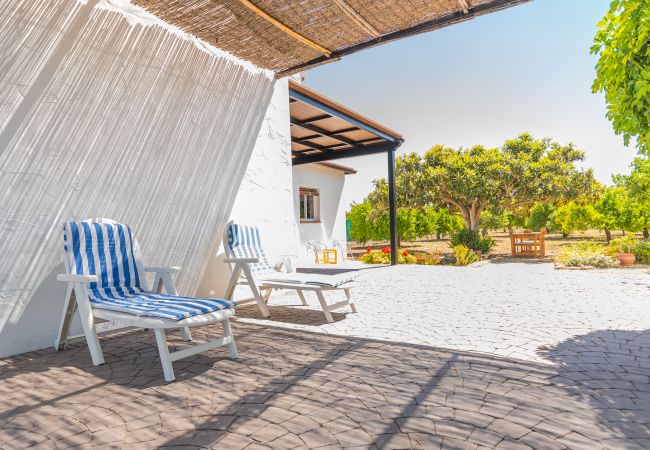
[4,264,650,449]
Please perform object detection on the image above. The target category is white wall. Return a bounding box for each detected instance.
[197,79,296,297]
[292,164,348,259]
[0,0,275,357]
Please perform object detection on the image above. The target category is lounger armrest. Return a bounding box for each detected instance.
[278,253,298,258]
[145,266,181,273]
[57,274,98,283]
[223,258,259,264]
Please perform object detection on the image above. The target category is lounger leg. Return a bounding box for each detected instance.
[344,288,357,313]
[242,266,270,318]
[55,284,77,350]
[263,288,273,304]
[74,285,104,366]
[154,329,175,382]
[180,327,192,341]
[222,319,238,359]
[156,273,192,341]
[297,289,308,306]
[315,291,334,323]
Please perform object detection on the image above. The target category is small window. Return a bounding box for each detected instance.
[299,187,320,222]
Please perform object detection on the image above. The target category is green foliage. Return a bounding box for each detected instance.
[633,240,650,264]
[453,245,480,266]
[610,233,637,253]
[594,186,643,235]
[348,202,376,243]
[550,202,597,237]
[422,134,596,230]
[526,203,555,232]
[555,242,620,268]
[450,229,495,253]
[480,209,511,233]
[592,0,650,155]
[617,158,650,232]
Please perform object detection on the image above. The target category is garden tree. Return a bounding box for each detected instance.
[616,157,650,237]
[592,0,650,155]
[550,201,597,237]
[526,203,556,232]
[366,153,431,210]
[593,185,643,241]
[347,202,376,243]
[422,134,597,231]
[480,208,511,234]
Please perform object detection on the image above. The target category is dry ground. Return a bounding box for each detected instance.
[352,230,636,259]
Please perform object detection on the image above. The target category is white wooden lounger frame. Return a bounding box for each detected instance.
[223,223,356,323]
[55,221,238,382]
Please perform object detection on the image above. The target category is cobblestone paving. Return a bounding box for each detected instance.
[237,263,650,363]
[1,263,650,449]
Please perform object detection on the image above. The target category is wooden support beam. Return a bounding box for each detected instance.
[291,118,361,147]
[331,0,380,37]
[237,0,332,55]
[292,141,398,165]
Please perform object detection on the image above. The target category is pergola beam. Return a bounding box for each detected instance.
[237,0,332,56]
[291,118,360,147]
[331,0,380,37]
[292,141,398,165]
[458,0,471,14]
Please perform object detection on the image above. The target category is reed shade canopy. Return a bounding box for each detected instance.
[132,0,532,76]
[289,80,403,165]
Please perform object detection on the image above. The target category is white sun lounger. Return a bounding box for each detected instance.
[223,221,357,322]
[55,219,238,382]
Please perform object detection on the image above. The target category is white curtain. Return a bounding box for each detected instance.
[0,0,275,356]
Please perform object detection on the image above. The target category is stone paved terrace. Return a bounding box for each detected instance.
[1,262,650,449]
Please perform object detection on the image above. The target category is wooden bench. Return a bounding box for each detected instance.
[510,229,546,257]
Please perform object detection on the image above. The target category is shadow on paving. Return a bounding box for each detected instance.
[235,304,349,325]
[538,329,650,449]
[1,324,650,448]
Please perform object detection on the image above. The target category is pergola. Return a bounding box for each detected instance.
[133,0,532,76]
[129,0,532,264]
[289,81,403,264]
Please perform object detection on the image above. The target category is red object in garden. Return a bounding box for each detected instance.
[402,250,408,257]
[366,247,371,254]
[381,246,390,253]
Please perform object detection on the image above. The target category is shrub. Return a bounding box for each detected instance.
[555,242,619,268]
[610,234,637,254]
[453,245,479,266]
[359,249,417,265]
[526,203,555,232]
[633,240,650,264]
[450,228,495,253]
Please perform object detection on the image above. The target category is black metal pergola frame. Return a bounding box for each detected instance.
[290,82,403,265]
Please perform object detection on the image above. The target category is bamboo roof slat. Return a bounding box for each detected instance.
[132,0,532,75]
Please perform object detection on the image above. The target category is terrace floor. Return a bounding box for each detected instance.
[2,263,650,449]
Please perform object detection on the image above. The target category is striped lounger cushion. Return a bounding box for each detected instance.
[227,223,277,277]
[63,220,234,320]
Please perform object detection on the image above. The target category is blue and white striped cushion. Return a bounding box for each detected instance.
[226,223,276,277]
[63,220,233,320]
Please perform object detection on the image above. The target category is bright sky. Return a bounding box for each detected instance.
[302,0,639,209]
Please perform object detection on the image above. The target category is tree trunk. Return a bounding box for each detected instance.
[459,204,482,231]
[436,233,441,240]
[605,229,612,243]
[644,227,649,239]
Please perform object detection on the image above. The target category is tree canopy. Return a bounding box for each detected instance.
[592,0,650,155]
[422,134,596,230]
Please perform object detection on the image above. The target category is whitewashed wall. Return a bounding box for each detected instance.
[292,164,349,260]
[197,80,296,298]
[0,0,275,357]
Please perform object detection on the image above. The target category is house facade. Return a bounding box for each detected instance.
[293,162,356,261]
